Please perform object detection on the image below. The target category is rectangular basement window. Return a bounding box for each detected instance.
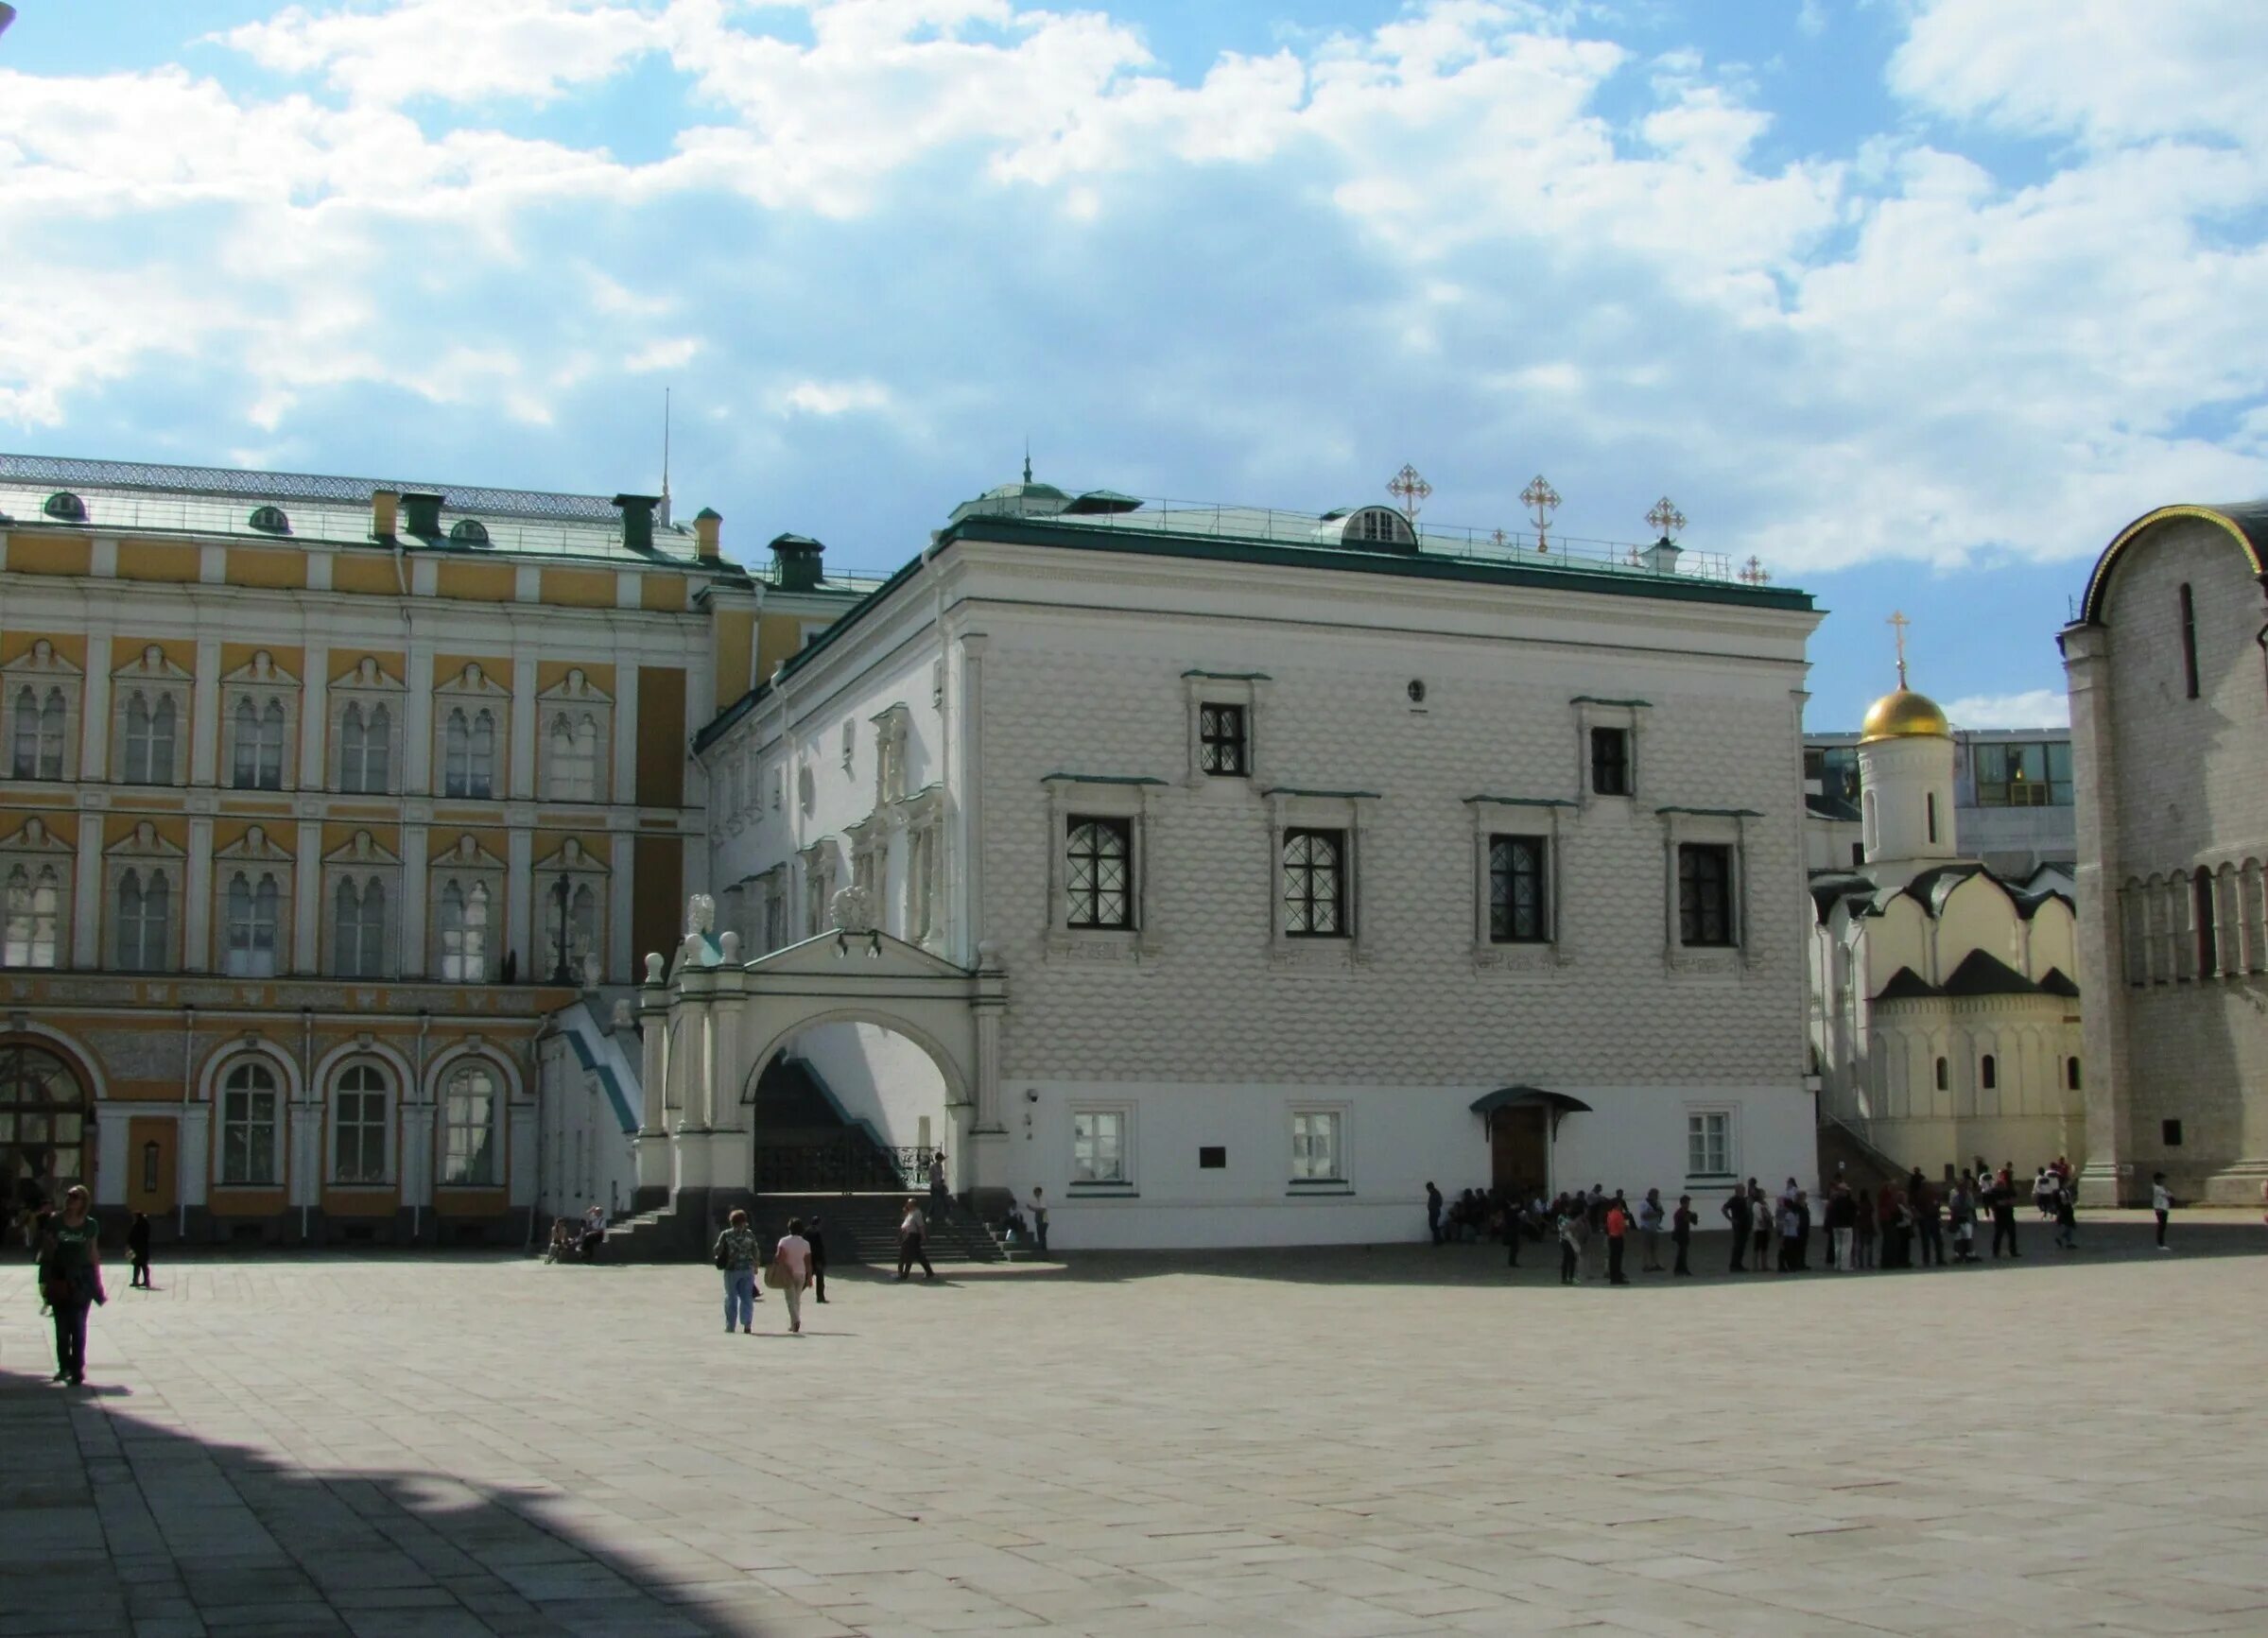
[1199,1147,1226,1169]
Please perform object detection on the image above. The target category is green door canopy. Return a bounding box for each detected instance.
[1469,1086,1593,1118]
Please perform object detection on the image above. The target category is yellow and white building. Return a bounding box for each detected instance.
[0,453,863,1245]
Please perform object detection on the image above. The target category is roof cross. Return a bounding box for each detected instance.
[1646,496,1687,540]
[1386,463,1432,525]
[1888,609,1911,688]
[1521,474,1560,552]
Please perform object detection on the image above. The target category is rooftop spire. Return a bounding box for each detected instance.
[659,386,672,527]
[1888,609,1911,689]
[1023,439,1032,486]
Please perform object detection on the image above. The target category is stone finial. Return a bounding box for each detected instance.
[830,884,874,934]
[718,930,741,964]
[611,998,634,1030]
[644,952,666,985]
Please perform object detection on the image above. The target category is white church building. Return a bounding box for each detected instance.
[592,474,1826,1250]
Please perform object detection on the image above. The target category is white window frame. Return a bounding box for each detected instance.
[798,838,840,938]
[105,821,184,973]
[211,824,293,977]
[872,703,910,806]
[537,667,613,804]
[1685,1106,1736,1181]
[900,784,945,948]
[112,646,191,788]
[533,838,609,985]
[1572,696,1649,809]
[1043,774,1161,960]
[0,817,73,969]
[434,663,508,801]
[322,829,402,979]
[1069,1104,1134,1191]
[1266,788,1374,967]
[3,640,82,784]
[220,649,300,792]
[753,864,788,954]
[329,1060,393,1186]
[1289,1105,1350,1191]
[216,1058,283,1187]
[439,1060,502,1187]
[1182,670,1269,787]
[328,657,406,796]
[428,835,505,981]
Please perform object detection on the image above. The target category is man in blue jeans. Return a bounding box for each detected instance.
[1030,1187,1049,1255]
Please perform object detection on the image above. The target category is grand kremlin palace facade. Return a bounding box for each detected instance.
[0,454,863,1245]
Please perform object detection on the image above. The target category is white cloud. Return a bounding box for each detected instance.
[625,337,700,372]
[776,379,893,417]
[1945,689,2070,730]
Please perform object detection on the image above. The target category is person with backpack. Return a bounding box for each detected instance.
[1671,1195,1696,1276]
[712,1209,762,1335]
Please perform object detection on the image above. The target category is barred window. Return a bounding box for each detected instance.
[1677,843,1734,947]
[1282,828,1346,938]
[1198,703,1247,776]
[1065,817,1133,929]
[1488,835,1548,942]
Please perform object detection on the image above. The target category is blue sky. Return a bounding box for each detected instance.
[4,0,2264,730]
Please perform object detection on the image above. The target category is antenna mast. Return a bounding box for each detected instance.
[660,387,672,526]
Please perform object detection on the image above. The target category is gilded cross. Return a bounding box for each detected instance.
[1646,496,1687,540]
[1739,555,1772,585]
[1387,463,1432,524]
[1521,474,1560,551]
[1888,609,1911,687]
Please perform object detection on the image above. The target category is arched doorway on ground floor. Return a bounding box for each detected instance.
[1,1039,93,1223]
[745,1017,957,1195]
[1473,1084,1591,1199]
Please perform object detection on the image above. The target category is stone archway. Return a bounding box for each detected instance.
[0,1038,94,1216]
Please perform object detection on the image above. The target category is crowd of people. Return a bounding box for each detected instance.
[1426,1155,2177,1285]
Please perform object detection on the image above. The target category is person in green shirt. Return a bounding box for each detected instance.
[38,1185,104,1387]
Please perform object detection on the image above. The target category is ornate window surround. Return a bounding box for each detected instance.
[427,833,506,981]
[0,816,74,969]
[434,662,509,801]
[537,667,612,804]
[798,837,840,937]
[898,783,946,950]
[1464,796,1572,970]
[1657,805,1757,974]
[322,829,402,979]
[1571,696,1650,810]
[872,702,910,806]
[1042,773,1164,962]
[220,649,300,792]
[3,640,82,785]
[328,656,406,796]
[1182,670,1270,788]
[533,836,610,985]
[211,824,294,977]
[111,645,191,788]
[1263,786,1376,969]
[328,1057,396,1186]
[104,820,184,973]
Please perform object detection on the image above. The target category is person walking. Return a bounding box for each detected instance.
[38,1185,104,1386]
[1825,1185,1854,1271]
[2152,1172,2173,1250]
[1671,1195,1695,1276]
[1638,1188,1666,1273]
[1604,1196,1631,1285]
[1990,1165,2022,1259]
[127,1210,153,1289]
[1852,1185,1878,1269]
[2052,1180,2079,1250]
[1556,1202,1583,1285]
[896,1198,935,1281]
[1426,1181,1444,1245]
[927,1151,951,1221]
[1030,1187,1049,1256]
[1722,1184,1752,1272]
[1916,1183,1945,1267]
[1749,1183,1774,1272]
[713,1210,761,1335]
[1948,1179,1978,1263]
[805,1215,829,1303]
[772,1217,813,1334]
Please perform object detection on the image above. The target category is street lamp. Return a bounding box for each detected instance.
[550,871,575,986]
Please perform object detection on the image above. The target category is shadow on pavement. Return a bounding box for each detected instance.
[0,1363,767,1637]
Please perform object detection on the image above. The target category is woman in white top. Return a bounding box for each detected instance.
[896,1198,935,1281]
[772,1218,814,1334]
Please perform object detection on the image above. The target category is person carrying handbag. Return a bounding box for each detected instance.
[39,1185,105,1386]
[713,1210,762,1335]
[771,1218,813,1335]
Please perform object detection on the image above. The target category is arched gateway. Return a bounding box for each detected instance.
[628,908,1005,1236]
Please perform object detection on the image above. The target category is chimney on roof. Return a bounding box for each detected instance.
[614,493,659,554]
[1638,535,1681,576]
[400,491,443,538]
[769,532,824,592]
[370,489,399,541]
[693,507,722,560]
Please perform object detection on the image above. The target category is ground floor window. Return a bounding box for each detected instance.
[441,1062,499,1186]
[333,1063,390,1184]
[1290,1110,1343,1181]
[1071,1109,1127,1185]
[1686,1109,1732,1179]
[219,1059,281,1185]
[0,1042,87,1198]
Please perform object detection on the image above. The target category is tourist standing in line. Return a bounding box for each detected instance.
[714,1210,761,1335]
[1501,1196,1523,1268]
[1638,1188,1666,1273]
[1850,1185,1877,1269]
[1557,1201,1583,1285]
[1671,1195,1695,1276]
[805,1215,829,1302]
[39,1186,104,1386]
[1584,1187,1609,1281]
[1916,1182,1945,1267]
[1749,1183,1774,1272]
[928,1151,951,1220]
[2153,1172,2173,1250]
[1776,1195,1802,1271]
[1990,1164,2022,1258]
[1723,1184,1752,1272]
[1426,1181,1444,1246]
[896,1198,935,1281]
[1604,1196,1631,1285]
[1948,1178,1977,1263]
[1824,1185,1854,1271]
[127,1211,152,1290]
[1030,1187,1049,1255]
[772,1218,813,1335]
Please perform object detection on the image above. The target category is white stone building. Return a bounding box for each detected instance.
[631,477,1824,1249]
[1807,670,2085,1176]
[2063,502,2268,1206]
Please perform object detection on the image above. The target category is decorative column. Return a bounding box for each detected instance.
[2062,623,2136,1206]
[78,633,112,782]
[957,633,988,961]
[405,643,436,795]
[183,816,215,974]
[510,656,538,802]
[293,819,322,974]
[73,814,102,964]
[507,825,535,981]
[189,638,222,787]
[399,824,429,980]
[300,643,329,792]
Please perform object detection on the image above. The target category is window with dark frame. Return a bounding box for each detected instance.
[2179,582,2199,698]
[1487,835,1549,942]
[1198,703,1247,776]
[1934,1056,1948,1092]
[1590,727,1631,796]
[2162,1118,2183,1147]
[1282,827,1347,938]
[2193,868,2218,975]
[1065,816,1134,930]
[1981,1053,1998,1091]
[1677,843,1734,946]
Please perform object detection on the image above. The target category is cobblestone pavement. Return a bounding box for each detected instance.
[5,1215,2266,1637]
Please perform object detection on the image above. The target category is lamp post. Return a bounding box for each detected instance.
[550,871,575,986]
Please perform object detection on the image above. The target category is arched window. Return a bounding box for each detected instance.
[4,864,62,967]
[11,685,65,781]
[232,698,259,787]
[1065,818,1133,929]
[334,876,387,977]
[469,709,496,798]
[340,701,390,794]
[1926,791,1938,845]
[2066,1056,2082,1092]
[437,879,490,981]
[546,713,599,801]
[223,871,282,977]
[2194,868,2219,977]
[1981,1053,1998,1092]
[2179,581,2199,698]
[0,1042,88,1191]
[443,709,471,797]
[1933,1056,1948,1092]
[123,692,178,785]
[218,1059,281,1185]
[258,698,286,788]
[332,1062,390,1184]
[541,879,599,979]
[115,868,172,971]
[441,1061,499,1186]
[1861,789,1878,855]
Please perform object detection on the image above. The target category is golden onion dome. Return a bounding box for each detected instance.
[1860,687,1951,744]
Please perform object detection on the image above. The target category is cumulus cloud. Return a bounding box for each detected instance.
[1946,689,2070,731]
[776,379,893,417]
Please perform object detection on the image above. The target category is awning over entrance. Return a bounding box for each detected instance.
[1469,1085,1593,1118]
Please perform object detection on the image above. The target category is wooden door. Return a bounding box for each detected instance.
[1490,1107,1548,1197]
[128,1116,175,1216]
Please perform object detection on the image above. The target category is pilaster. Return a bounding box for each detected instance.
[507,824,534,980]
[72,814,102,961]
[183,816,215,973]
[299,641,329,791]
[400,824,429,979]
[78,633,111,782]
[510,656,538,801]
[189,637,222,787]
[293,819,321,972]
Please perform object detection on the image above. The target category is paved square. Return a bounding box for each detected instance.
[6,1218,2267,1637]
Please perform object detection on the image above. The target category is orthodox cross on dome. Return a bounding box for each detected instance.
[1646,496,1687,541]
[1888,609,1911,688]
[1521,474,1560,552]
[1739,556,1772,585]
[1387,463,1432,525]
